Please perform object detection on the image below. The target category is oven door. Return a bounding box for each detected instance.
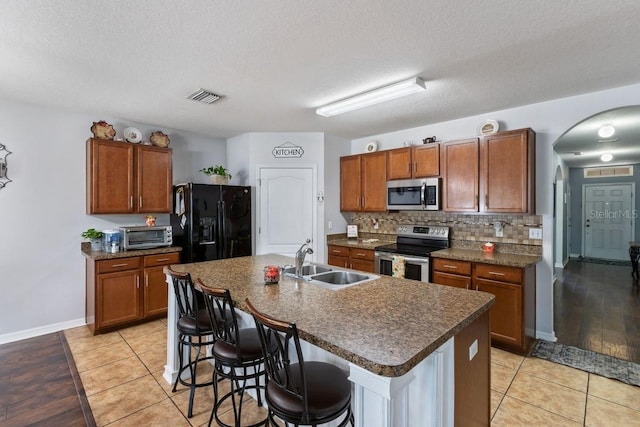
[374,252,431,282]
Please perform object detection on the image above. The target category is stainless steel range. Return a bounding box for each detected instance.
[374,224,450,282]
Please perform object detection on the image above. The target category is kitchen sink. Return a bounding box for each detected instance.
[283,264,333,276]
[309,271,370,285]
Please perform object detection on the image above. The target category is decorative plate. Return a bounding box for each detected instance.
[123,127,142,143]
[150,131,170,148]
[90,120,116,140]
[478,120,499,136]
[365,141,378,153]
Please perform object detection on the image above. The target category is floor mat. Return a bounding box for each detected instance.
[575,256,631,266]
[531,340,640,386]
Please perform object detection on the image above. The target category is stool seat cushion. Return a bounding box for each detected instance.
[266,361,351,421]
[213,328,263,363]
[177,309,213,336]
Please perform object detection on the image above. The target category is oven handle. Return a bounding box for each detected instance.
[375,252,430,264]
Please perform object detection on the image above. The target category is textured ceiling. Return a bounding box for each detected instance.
[1,1,640,141]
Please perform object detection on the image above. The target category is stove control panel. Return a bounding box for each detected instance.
[396,224,450,239]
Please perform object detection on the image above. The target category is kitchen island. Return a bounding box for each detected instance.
[164,254,494,427]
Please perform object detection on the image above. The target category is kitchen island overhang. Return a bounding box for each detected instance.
[164,254,494,426]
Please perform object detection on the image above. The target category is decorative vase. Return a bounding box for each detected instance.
[90,238,103,251]
[210,175,228,185]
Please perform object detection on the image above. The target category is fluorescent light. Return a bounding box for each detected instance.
[316,77,426,117]
[598,125,615,138]
[600,153,613,162]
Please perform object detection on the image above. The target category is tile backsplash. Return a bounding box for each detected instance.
[347,211,543,255]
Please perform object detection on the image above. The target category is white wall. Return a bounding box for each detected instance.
[323,134,351,238]
[0,97,226,342]
[352,82,640,342]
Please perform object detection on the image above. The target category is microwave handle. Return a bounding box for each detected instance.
[420,182,426,209]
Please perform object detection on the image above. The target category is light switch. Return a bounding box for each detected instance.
[529,228,542,239]
[469,339,478,361]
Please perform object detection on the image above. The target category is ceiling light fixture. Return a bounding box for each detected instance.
[598,125,615,138]
[316,77,426,117]
[600,153,613,162]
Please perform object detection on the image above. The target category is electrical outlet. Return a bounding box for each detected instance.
[529,228,542,239]
[328,221,333,230]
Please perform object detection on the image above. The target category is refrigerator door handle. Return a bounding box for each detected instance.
[199,241,217,245]
[221,200,228,257]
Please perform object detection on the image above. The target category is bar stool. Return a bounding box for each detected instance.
[197,279,267,427]
[164,266,215,418]
[245,299,354,427]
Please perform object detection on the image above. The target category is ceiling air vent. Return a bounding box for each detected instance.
[187,88,222,104]
[584,165,633,178]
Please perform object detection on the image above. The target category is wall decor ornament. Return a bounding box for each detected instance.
[0,143,12,189]
[90,120,116,139]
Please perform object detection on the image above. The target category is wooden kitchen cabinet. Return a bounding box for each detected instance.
[340,152,387,212]
[86,138,172,214]
[441,138,479,212]
[441,129,535,214]
[386,144,440,180]
[480,128,535,213]
[86,251,180,334]
[327,245,375,273]
[473,262,535,354]
[432,258,536,354]
[432,258,472,289]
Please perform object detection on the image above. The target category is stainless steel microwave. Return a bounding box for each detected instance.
[386,178,440,211]
[120,225,173,250]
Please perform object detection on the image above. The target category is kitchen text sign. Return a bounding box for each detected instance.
[272,142,304,158]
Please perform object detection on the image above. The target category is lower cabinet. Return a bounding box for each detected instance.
[86,252,180,334]
[327,245,375,273]
[432,257,535,354]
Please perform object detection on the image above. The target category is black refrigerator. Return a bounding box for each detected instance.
[170,183,252,263]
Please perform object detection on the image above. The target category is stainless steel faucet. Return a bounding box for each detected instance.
[295,239,314,276]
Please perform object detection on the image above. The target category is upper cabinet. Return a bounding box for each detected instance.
[386,144,440,180]
[442,128,535,214]
[86,138,172,214]
[340,151,387,212]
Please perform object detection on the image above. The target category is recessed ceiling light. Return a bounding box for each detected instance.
[316,77,426,117]
[600,153,613,162]
[598,125,615,138]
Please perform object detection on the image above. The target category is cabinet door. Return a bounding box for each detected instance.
[387,147,412,180]
[137,145,173,213]
[96,270,141,328]
[87,139,134,214]
[143,252,179,317]
[413,144,440,177]
[340,155,362,211]
[328,254,349,269]
[475,278,523,347]
[442,138,479,212]
[480,129,534,213]
[361,151,387,211]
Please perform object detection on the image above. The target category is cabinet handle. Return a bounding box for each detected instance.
[489,271,506,276]
[139,196,143,208]
[485,193,488,209]
[130,196,133,209]
[155,258,170,262]
[354,252,366,257]
[332,249,341,253]
[407,163,411,174]
[443,264,458,269]
[145,273,148,287]
[112,263,128,267]
[136,276,140,288]
[414,162,417,173]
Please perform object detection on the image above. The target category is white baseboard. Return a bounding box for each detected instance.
[0,318,86,345]
[570,253,581,259]
[535,330,557,342]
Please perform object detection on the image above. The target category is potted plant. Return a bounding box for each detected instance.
[200,165,232,185]
[81,228,104,251]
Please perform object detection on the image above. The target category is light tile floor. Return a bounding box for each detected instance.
[65,320,640,426]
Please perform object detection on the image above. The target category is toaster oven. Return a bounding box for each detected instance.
[120,225,173,250]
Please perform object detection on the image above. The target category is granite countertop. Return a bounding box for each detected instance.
[327,238,393,250]
[171,253,494,377]
[81,244,182,260]
[431,248,541,268]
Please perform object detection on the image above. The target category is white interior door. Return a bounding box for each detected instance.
[256,166,316,259]
[583,183,634,260]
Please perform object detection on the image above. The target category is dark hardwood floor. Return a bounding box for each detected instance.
[554,259,640,364]
[0,331,95,426]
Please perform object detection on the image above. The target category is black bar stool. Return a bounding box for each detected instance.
[245,298,354,427]
[164,266,215,418]
[198,279,268,427]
